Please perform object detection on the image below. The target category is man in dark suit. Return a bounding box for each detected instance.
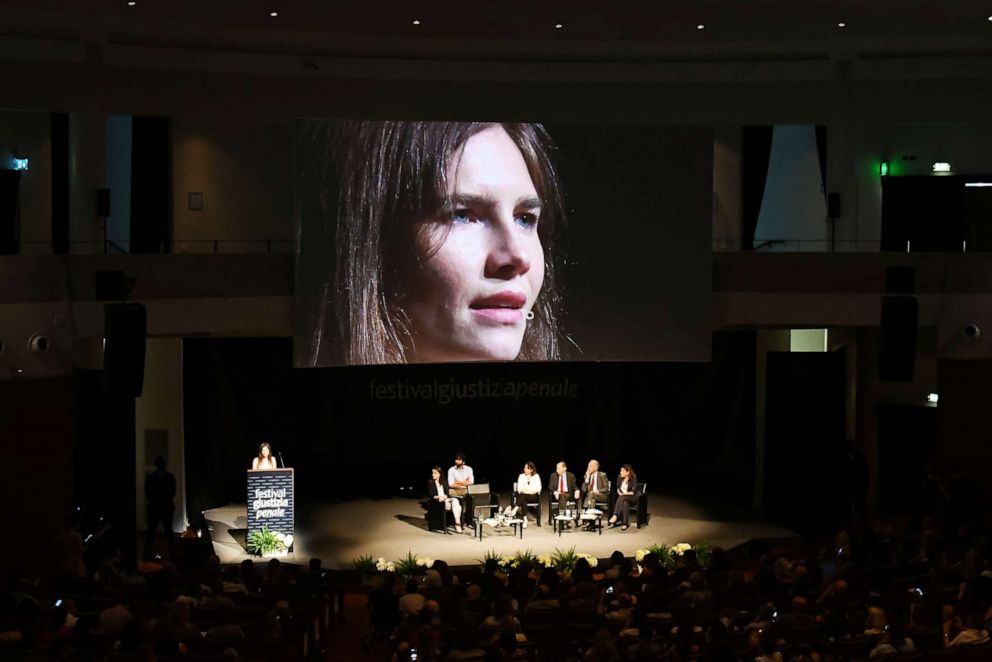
[549,461,580,524]
[581,458,609,514]
[145,457,176,557]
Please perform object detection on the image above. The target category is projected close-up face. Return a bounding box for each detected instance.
[295,119,713,367]
[406,126,545,363]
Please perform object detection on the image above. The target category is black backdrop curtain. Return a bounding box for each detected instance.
[130,117,171,254]
[51,113,69,255]
[183,333,756,515]
[0,170,20,255]
[741,127,774,250]
[814,125,828,196]
[764,350,846,535]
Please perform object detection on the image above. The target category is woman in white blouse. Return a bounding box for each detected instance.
[514,461,542,527]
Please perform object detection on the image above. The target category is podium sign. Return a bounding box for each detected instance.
[247,468,294,547]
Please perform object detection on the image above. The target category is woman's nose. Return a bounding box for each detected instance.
[485,216,532,278]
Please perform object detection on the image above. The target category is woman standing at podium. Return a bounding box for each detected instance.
[252,442,278,470]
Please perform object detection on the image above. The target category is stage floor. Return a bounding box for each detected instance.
[204,493,795,569]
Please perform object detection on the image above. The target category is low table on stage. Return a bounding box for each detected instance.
[553,513,576,536]
[579,509,604,535]
[247,468,295,553]
[554,509,603,536]
[474,517,524,541]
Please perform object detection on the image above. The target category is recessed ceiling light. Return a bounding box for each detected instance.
[555,23,563,29]
[270,11,278,17]
[127,1,135,5]
[412,19,421,25]
[837,21,847,28]
[696,24,705,30]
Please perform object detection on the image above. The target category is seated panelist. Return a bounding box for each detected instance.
[549,461,580,518]
[428,466,463,533]
[581,459,608,510]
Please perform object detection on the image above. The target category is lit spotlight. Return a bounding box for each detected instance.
[127,1,135,5]
[696,24,705,30]
[270,11,278,17]
[927,392,939,404]
[555,23,563,29]
[837,21,846,28]
[412,19,421,25]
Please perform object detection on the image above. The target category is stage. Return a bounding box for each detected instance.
[204,493,795,569]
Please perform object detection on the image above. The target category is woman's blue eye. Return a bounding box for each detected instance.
[452,209,474,224]
[517,213,538,229]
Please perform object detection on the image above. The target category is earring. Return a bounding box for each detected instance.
[525,311,535,321]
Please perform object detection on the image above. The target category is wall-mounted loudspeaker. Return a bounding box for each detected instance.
[827,192,841,219]
[29,334,50,354]
[96,188,111,217]
[103,303,146,398]
[878,295,918,381]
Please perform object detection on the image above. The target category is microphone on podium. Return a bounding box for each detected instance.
[278,452,285,468]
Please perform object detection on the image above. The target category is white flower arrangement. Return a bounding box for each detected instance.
[634,549,649,563]
[576,553,598,568]
[417,556,434,568]
[535,554,554,568]
[375,557,396,573]
[673,543,692,556]
[499,557,518,569]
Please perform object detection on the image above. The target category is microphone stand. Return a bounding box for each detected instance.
[278,452,285,468]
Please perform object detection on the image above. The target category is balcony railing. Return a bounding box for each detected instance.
[13,239,294,255]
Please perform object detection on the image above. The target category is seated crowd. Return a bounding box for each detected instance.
[0,528,340,661]
[368,514,992,661]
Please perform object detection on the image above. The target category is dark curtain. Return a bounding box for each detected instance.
[183,339,296,518]
[814,125,828,195]
[876,404,936,516]
[130,117,171,253]
[764,350,846,535]
[51,113,69,254]
[182,333,756,513]
[741,127,774,250]
[0,170,20,255]
[881,176,971,251]
[73,369,138,564]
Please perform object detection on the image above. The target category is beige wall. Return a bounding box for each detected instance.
[172,117,292,251]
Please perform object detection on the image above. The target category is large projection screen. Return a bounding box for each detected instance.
[295,120,712,367]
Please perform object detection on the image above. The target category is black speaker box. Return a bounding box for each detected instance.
[879,295,917,381]
[96,188,111,217]
[885,266,915,295]
[827,192,841,219]
[103,303,147,397]
[95,270,128,301]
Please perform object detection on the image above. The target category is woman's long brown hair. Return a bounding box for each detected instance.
[306,121,567,365]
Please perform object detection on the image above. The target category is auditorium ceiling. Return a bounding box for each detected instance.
[1,1,990,60]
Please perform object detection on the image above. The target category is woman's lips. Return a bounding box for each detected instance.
[470,291,527,324]
[471,307,524,324]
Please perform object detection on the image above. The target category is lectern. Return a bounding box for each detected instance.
[247,468,294,549]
